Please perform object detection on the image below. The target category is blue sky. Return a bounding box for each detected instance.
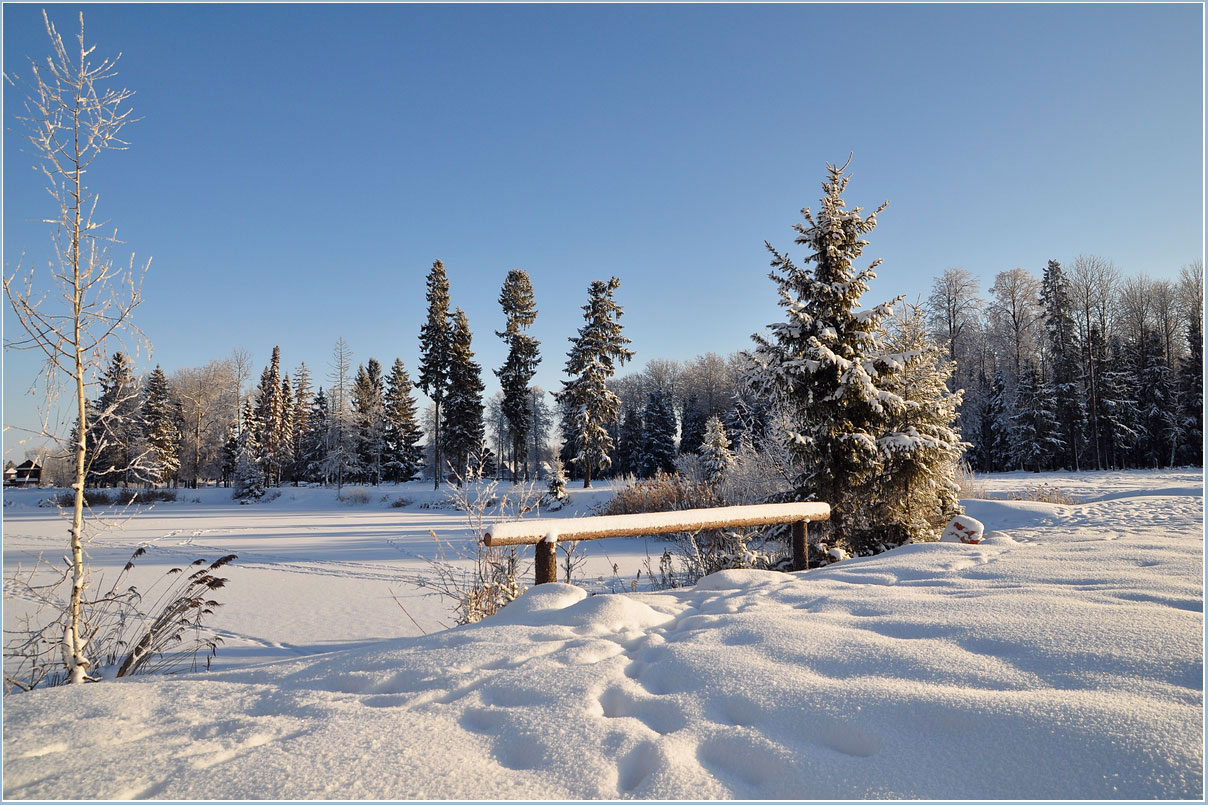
[3,3,1203,460]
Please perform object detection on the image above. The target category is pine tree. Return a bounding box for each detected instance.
[1011,361,1062,472]
[233,401,265,500]
[1041,260,1086,470]
[443,308,486,481]
[639,391,677,477]
[352,359,387,484]
[976,369,1012,472]
[496,269,542,481]
[700,415,734,484]
[383,358,424,482]
[418,259,453,488]
[679,395,707,455]
[141,366,181,486]
[745,158,906,549]
[556,277,634,487]
[325,338,359,490]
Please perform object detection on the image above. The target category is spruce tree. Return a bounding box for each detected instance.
[874,305,965,542]
[220,422,239,488]
[1177,316,1203,465]
[279,373,295,484]
[383,358,424,482]
[1041,260,1086,470]
[93,352,143,486]
[1010,361,1062,472]
[556,277,634,487]
[1096,338,1141,469]
[1136,332,1178,467]
[352,359,387,484]
[418,259,453,487]
[443,308,486,481]
[254,346,286,487]
[302,388,330,484]
[141,366,181,486]
[679,395,707,455]
[745,159,907,550]
[495,269,542,480]
[233,400,265,500]
[615,407,645,478]
[700,415,734,484]
[639,391,678,477]
[290,363,313,484]
[977,369,1013,472]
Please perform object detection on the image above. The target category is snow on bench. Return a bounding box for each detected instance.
[483,501,831,584]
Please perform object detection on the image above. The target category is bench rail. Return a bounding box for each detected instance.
[482,501,831,584]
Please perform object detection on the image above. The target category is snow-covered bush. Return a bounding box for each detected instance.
[545,457,568,508]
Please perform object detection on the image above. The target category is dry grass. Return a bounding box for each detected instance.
[596,472,720,517]
[954,463,990,500]
[1009,485,1077,505]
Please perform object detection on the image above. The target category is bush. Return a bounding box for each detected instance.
[52,488,177,508]
[1010,485,1077,505]
[338,488,370,505]
[389,496,413,509]
[596,471,719,517]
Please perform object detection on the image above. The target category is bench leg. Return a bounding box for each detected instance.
[792,521,808,572]
[535,540,557,584]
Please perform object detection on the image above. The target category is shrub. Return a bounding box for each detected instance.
[1010,485,1077,505]
[338,488,370,505]
[52,488,177,508]
[596,471,719,517]
[389,496,413,509]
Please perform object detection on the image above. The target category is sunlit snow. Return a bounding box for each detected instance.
[2,469,1202,799]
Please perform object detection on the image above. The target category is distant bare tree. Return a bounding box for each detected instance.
[988,268,1042,379]
[926,267,982,370]
[171,359,237,487]
[3,11,149,684]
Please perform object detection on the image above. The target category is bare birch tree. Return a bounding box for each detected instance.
[3,12,149,684]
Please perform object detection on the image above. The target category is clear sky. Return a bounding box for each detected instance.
[3,3,1203,461]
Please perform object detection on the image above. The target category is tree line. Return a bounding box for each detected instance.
[54,254,1201,495]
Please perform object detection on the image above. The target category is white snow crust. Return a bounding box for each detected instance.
[2,469,1203,799]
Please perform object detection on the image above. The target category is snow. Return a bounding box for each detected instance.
[3,469,1203,799]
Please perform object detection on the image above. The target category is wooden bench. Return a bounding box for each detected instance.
[483,502,831,585]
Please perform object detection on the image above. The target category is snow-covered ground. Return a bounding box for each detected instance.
[2,469,1203,799]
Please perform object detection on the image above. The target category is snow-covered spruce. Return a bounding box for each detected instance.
[745,158,965,554]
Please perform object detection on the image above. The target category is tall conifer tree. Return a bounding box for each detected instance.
[496,270,542,481]
[556,278,634,488]
[383,358,424,482]
[443,309,486,480]
[418,260,453,487]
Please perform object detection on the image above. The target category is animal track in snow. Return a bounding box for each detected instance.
[597,685,687,735]
[617,740,661,793]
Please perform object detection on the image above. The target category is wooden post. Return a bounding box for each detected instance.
[535,539,557,585]
[791,520,808,572]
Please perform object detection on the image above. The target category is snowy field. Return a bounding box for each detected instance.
[2,468,1203,799]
